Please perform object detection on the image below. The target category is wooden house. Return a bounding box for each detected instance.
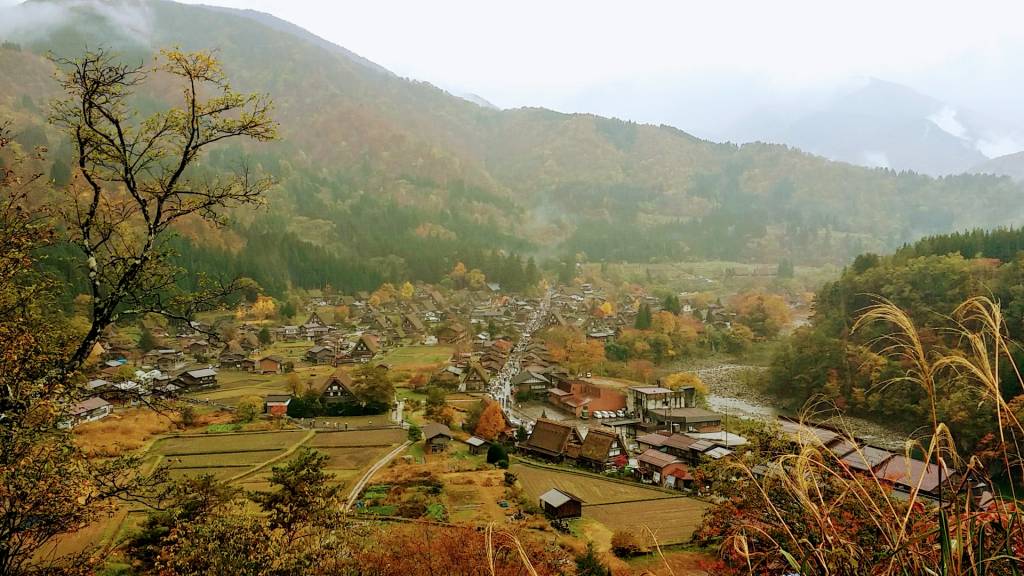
[257,355,285,375]
[303,312,325,328]
[422,422,453,454]
[218,341,246,368]
[305,345,335,365]
[539,488,583,519]
[436,322,467,344]
[241,332,262,352]
[64,397,113,427]
[185,339,210,358]
[239,357,257,372]
[402,313,425,334]
[636,449,692,489]
[512,369,550,399]
[176,368,218,390]
[313,369,360,408]
[521,419,582,461]
[548,379,626,419]
[576,427,626,470]
[144,348,184,371]
[462,363,491,392]
[339,334,380,364]
[464,436,488,455]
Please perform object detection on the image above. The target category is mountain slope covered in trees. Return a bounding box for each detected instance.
[2,0,1024,295]
[767,227,1024,451]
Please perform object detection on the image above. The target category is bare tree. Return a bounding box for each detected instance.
[50,48,277,371]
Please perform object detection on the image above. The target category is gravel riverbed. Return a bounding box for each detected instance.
[693,363,910,450]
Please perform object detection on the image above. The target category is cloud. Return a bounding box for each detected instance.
[0,0,153,47]
[928,106,968,140]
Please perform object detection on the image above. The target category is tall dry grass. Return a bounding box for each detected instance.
[716,296,1024,575]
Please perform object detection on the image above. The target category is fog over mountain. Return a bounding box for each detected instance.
[6,0,1023,176]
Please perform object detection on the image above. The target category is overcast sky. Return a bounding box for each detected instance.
[169,0,1024,133]
[5,0,1024,139]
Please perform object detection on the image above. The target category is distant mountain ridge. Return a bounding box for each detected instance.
[726,78,1024,176]
[973,151,1024,182]
[2,0,1024,292]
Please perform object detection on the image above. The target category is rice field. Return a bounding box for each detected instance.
[584,499,712,545]
[318,446,388,469]
[164,450,283,468]
[307,428,406,448]
[511,462,709,544]
[511,463,671,505]
[153,430,310,455]
[380,345,454,370]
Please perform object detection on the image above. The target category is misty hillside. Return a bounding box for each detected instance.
[973,151,1024,182]
[2,0,1024,292]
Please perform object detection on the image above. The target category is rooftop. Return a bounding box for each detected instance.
[539,488,582,507]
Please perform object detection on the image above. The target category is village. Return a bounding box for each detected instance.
[60,268,958,565]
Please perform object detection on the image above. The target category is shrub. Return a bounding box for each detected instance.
[486,442,507,465]
[575,542,612,576]
[610,530,645,557]
[236,395,264,423]
[179,405,196,428]
[407,423,422,442]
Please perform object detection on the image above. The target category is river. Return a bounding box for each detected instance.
[695,363,910,451]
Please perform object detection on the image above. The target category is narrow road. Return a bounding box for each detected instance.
[487,288,552,423]
[342,440,412,513]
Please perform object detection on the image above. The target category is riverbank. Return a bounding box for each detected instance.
[688,362,910,450]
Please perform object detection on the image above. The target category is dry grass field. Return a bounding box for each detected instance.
[153,430,310,455]
[511,463,671,505]
[511,462,710,546]
[307,428,406,447]
[585,499,712,545]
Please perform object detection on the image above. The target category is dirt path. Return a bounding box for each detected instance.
[342,440,412,512]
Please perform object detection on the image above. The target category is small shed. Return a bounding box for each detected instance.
[423,422,453,454]
[464,435,488,455]
[265,394,292,416]
[539,488,583,519]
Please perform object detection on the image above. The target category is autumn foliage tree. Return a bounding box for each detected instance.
[0,45,276,574]
[0,123,160,575]
[474,400,506,440]
[728,291,790,338]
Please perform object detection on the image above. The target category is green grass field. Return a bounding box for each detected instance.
[380,345,453,370]
[189,365,334,406]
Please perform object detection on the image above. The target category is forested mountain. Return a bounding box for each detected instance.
[2,0,1024,295]
[767,227,1024,451]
